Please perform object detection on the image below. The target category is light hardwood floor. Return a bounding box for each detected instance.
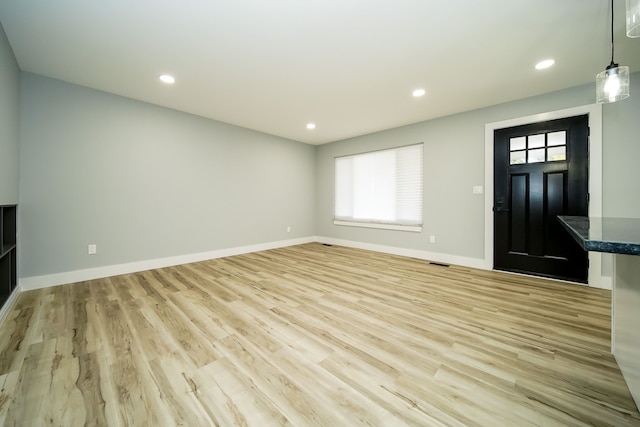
[0,243,639,426]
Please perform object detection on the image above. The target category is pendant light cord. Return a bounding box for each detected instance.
[610,0,615,66]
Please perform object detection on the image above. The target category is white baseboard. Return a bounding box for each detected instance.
[316,236,487,270]
[316,236,613,290]
[0,284,22,325]
[17,235,614,292]
[588,276,613,290]
[20,237,317,291]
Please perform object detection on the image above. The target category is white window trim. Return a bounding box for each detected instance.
[333,220,423,232]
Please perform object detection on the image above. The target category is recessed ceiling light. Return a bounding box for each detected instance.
[412,88,426,97]
[306,123,316,130]
[535,59,555,70]
[159,74,175,84]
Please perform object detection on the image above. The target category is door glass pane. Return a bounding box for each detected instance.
[548,146,566,161]
[548,131,566,146]
[510,137,526,151]
[528,148,545,163]
[510,150,526,164]
[528,134,545,149]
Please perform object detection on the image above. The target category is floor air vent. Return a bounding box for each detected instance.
[429,262,450,267]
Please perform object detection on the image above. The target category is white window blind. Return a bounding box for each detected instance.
[334,143,423,231]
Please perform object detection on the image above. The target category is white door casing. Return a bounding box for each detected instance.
[484,104,610,289]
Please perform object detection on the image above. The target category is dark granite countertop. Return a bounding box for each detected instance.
[557,216,640,256]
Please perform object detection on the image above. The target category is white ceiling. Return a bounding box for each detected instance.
[1,1,639,145]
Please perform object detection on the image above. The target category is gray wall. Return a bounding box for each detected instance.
[19,73,316,278]
[316,73,640,261]
[602,72,640,217]
[0,22,19,204]
[14,67,640,279]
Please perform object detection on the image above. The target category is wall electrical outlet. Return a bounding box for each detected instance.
[287,226,291,233]
[88,244,97,255]
[429,235,436,243]
[473,185,484,195]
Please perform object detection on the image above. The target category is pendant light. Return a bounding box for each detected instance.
[628,0,640,37]
[596,0,630,103]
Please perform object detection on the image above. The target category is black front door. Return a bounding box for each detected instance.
[494,115,589,283]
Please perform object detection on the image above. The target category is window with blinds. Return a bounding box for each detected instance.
[334,143,423,232]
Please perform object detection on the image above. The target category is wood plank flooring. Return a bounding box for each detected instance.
[0,242,639,426]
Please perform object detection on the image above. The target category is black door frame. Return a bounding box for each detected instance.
[483,105,609,288]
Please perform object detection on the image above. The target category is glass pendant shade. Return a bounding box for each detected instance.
[628,0,640,37]
[596,65,630,103]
